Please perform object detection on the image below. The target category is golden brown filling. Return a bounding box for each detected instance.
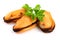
[3,8,55,33]
[13,16,37,29]
[3,8,25,22]
[13,21,37,32]
[37,11,55,32]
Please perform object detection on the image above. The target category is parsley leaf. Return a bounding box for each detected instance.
[34,4,45,21]
[22,4,45,21]
[34,4,41,10]
[22,4,36,20]
[22,4,29,10]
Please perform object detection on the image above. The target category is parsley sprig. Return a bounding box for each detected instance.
[22,4,45,21]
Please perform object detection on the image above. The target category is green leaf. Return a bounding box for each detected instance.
[39,10,45,13]
[31,13,36,20]
[35,10,45,21]
[22,4,29,10]
[25,10,31,16]
[22,4,45,21]
[34,4,41,10]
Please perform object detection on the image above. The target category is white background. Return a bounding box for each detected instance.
[0,0,60,40]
